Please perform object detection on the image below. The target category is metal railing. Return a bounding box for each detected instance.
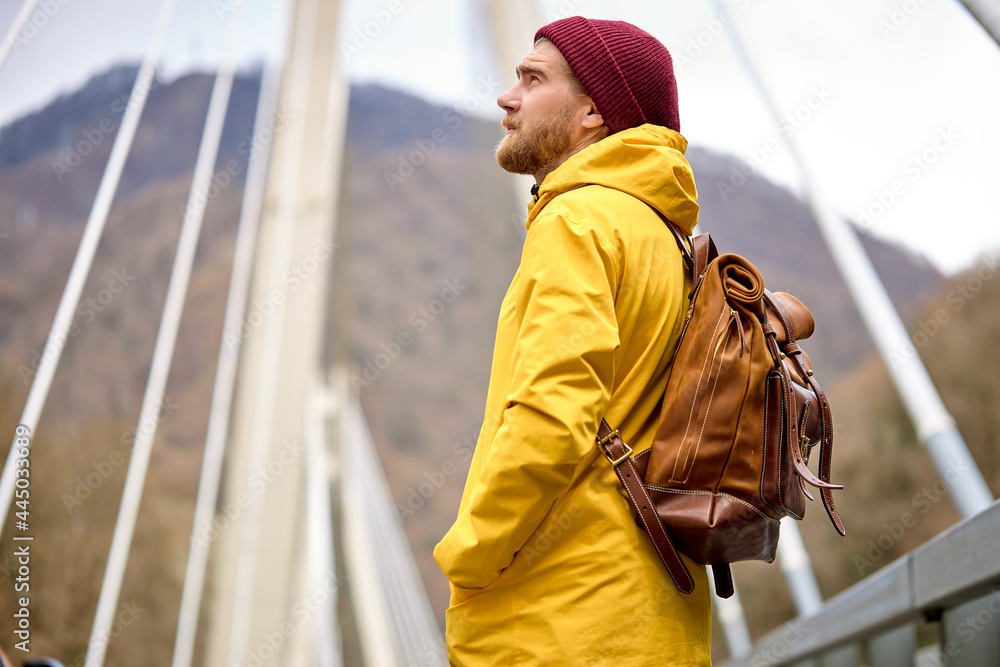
[333,370,448,667]
[719,501,1000,667]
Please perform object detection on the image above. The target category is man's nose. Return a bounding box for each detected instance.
[497,86,518,113]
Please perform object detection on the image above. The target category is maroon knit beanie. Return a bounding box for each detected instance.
[535,16,679,134]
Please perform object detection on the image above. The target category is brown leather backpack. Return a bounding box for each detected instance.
[597,223,846,598]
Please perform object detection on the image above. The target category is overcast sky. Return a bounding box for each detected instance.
[1,0,998,274]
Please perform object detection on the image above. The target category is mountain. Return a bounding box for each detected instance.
[0,66,261,666]
[1,68,982,664]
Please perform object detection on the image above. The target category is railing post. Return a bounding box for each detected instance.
[820,645,858,667]
[941,593,1000,666]
[865,623,917,667]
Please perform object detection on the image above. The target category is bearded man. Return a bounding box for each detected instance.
[433,16,711,666]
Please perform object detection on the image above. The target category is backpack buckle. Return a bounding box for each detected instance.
[599,430,633,466]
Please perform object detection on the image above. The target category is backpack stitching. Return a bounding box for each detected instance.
[644,486,781,525]
[681,325,733,484]
[671,307,729,482]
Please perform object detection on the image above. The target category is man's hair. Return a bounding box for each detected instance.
[534,37,588,99]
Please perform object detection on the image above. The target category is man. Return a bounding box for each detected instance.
[433,16,711,666]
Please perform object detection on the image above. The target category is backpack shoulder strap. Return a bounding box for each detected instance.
[593,214,722,596]
[664,219,717,296]
[596,420,695,594]
[690,232,717,286]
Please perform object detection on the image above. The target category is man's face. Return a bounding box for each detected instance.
[495,40,595,180]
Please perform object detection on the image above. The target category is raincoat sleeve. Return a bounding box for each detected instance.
[434,209,621,590]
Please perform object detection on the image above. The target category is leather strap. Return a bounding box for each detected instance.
[798,369,846,535]
[712,564,735,599]
[597,419,694,594]
[666,220,694,273]
[690,232,716,288]
[764,292,846,535]
[764,289,797,342]
[664,220,717,299]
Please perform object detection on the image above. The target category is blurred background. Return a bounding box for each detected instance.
[0,0,998,665]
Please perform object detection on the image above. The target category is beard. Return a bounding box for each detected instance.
[495,104,576,177]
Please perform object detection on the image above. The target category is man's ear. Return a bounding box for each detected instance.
[581,102,604,130]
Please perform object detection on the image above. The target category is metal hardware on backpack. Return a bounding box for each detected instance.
[598,221,846,598]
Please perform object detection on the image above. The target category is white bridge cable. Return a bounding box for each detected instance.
[708,0,992,520]
[0,0,41,73]
[956,0,1000,45]
[84,4,249,665]
[224,0,319,660]
[0,0,180,535]
[170,7,279,666]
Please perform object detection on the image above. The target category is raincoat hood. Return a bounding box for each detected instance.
[527,123,699,233]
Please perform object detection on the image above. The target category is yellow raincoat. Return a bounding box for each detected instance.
[434,124,712,666]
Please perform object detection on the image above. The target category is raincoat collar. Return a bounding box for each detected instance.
[525,124,699,234]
